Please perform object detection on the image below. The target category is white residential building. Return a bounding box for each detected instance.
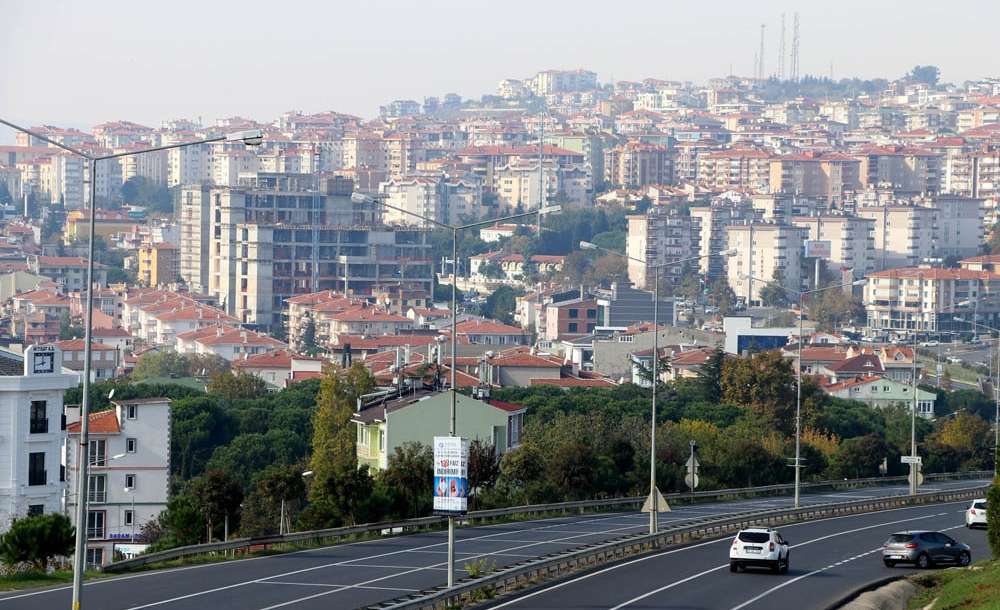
[167,143,211,187]
[626,208,695,291]
[0,345,78,530]
[65,398,171,567]
[379,174,484,227]
[791,215,876,279]
[726,223,807,307]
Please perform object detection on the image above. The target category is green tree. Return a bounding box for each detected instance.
[132,351,191,380]
[300,316,319,355]
[158,494,206,547]
[907,65,940,86]
[240,464,308,537]
[467,439,501,508]
[988,477,1000,558]
[207,371,270,400]
[720,350,796,432]
[758,269,788,307]
[187,469,244,541]
[120,176,174,214]
[830,435,899,479]
[0,181,12,205]
[305,364,376,527]
[482,285,524,325]
[186,353,231,378]
[0,514,75,571]
[479,261,505,279]
[170,396,235,479]
[58,312,85,340]
[205,430,307,491]
[694,348,726,403]
[707,278,737,315]
[379,442,433,518]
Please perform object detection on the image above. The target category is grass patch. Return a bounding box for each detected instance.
[908,560,1000,609]
[0,569,105,592]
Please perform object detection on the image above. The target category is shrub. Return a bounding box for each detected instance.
[0,513,75,571]
[988,476,1000,559]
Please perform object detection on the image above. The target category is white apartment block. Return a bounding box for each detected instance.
[791,215,876,279]
[47,153,85,209]
[626,208,695,291]
[932,196,984,259]
[726,223,807,307]
[211,148,260,186]
[690,204,756,279]
[167,144,211,187]
[494,161,588,212]
[0,345,78,530]
[864,267,1000,333]
[858,205,936,270]
[379,174,484,227]
[119,148,168,186]
[65,398,171,567]
[179,186,212,293]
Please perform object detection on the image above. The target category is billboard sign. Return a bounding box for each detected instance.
[805,240,831,259]
[433,436,469,514]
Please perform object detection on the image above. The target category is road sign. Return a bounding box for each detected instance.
[686,455,700,470]
[901,456,922,465]
[641,487,671,513]
[908,470,924,487]
[684,473,700,490]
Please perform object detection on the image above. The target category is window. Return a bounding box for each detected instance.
[125,474,136,490]
[124,510,135,527]
[568,308,579,319]
[88,474,107,503]
[586,309,597,319]
[86,511,105,539]
[28,452,46,486]
[568,322,578,332]
[85,548,104,568]
[89,439,106,466]
[126,404,138,420]
[30,401,48,434]
[27,504,43,517]
[126,438,137,453]
[357,425,367,446]
[379,429,386,453]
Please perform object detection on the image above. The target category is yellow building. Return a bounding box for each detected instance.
[138,243,179,287]
[64,210,137,243]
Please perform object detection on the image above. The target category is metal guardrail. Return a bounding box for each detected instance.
[369,483,991,610]
[102,470,992,573]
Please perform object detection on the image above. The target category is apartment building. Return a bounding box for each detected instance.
[690,203,757,279]
[121,290,236,346]
[626,207,695,290]
[175,326,284,361]
[543,132,611,190]
[931,196,984,259]
[543,296,599,341]
[857,205,936,270]
[30,256,108,291]
[137,243,179,288]
[0,345,78,530]
[726,223,807,307]
[530,69,598,95]
[791,215,876,279]
[178,185,212,293]
[864,267,1000,332]
[768,152,862,205]
[166,143,210,187]
[856,146,941,194]
[379,174,484,226]
[53,340,118,381]
[65,398,171,567]
[948,149,1000,199]
[604,142,672,188]
[493,160,588,211]
[697,149,772,191]
[181,176,432,328]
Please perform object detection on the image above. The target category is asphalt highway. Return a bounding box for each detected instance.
[485,497,990,610]
[0,480,986,610]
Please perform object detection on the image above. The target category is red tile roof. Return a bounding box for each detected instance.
[67,409,120,434]
[54,339,115,351]
[867,267,1000,281]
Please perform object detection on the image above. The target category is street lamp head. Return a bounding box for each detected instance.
[579,241,597,250]
[302,470,314,477]
[351,192,377,205]
[111,453,126,460]
[851,279,867,286]
[957,299,974,307]
[719,249,738,257]
[225,129,264,146]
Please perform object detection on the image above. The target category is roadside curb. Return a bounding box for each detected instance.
[823,575,914,610]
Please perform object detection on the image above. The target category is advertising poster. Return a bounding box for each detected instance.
[433,436,469,514]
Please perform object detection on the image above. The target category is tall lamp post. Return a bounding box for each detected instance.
[743,274,865,507]
[580,241,735,533]
[352,192,554,588]
[1,118,263,610]
[952,315,1000,476]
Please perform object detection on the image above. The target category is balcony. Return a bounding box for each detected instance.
[28,469,47,486]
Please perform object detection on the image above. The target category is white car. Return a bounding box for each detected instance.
[729,527,790,573]
[965,499,988,528]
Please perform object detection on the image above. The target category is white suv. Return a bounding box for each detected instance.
[730,527,790,573]
[965,499,988,529]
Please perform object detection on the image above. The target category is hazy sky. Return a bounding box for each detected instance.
[2,0,998,132]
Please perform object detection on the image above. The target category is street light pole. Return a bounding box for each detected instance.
[1,119,263,610]
[582,241,735,532]
[356,193,546,588]
[909,330,919,495]
[744,274,866,507]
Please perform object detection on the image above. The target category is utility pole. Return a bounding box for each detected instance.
[791,13,800,82]
[778,13,786,80]
[758,24,766,81]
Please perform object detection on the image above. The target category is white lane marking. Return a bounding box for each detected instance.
[727,523,968,610]
[122,518,645,610]
[258,581,419,592]
[251,521,649,610]
[607,512,948,610]
[728,547,884,610]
